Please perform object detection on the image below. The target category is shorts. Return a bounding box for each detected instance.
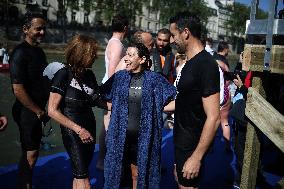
[12,103,42,151]
[62,108,96,179]
[175,147,201,188]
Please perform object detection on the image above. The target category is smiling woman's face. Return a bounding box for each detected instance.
[124,47,144,73]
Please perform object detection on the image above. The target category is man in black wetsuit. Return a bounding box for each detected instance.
[9,11,49,189]
[169,12,220,189]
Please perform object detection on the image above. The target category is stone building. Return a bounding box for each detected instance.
[205,0,233,41]
[2,0,233,39]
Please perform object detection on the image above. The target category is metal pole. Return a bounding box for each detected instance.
[263,0,277,71]
[250,0,258,20]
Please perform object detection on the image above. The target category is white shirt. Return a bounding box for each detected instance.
[102,37,124,84]
[205,45,215,56]
[43,62,65,80]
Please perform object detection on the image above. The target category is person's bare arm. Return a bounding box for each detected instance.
[216,60,229,72]
[114,56,126,72]
[182,92,220,179]
[107,41,124,77]
[13,84,44,116]
[48,92,94,143]
[163,100,175,112]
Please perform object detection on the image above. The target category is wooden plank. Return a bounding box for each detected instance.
[240,123,260,189]
[243,45,284,74]
[245,87,284,152]
[272,178,284,189]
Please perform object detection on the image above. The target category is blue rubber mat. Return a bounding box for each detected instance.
[0,128,282,189]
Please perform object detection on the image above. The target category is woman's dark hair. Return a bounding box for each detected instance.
[65,35,98,78]
[128,42,152,70]
[169,11,201,39]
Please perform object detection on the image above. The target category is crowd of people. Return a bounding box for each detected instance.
[3,9,255,189]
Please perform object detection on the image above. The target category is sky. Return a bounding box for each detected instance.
[235,0,284,12]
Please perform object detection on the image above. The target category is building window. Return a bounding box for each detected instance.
[84,13,89,24]
[155,23,158,31]
[71,12,76,22]
[139,17,142,28]
[147,22,150,30]
[42,0,48,6]
[25,0,33,4]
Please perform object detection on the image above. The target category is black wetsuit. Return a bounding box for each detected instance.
[120,72,143,186]
[10,41,49,151]
[123,72,143,165]
[51,67,98,179]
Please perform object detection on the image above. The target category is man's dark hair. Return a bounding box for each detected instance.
[23,11,45,28]
[206,37,213,45]
[169,11,201,39]
[157,28,171,37]
[111,14,129,33]
[217,41,229,52]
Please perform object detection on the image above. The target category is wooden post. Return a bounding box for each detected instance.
[273,178,284,189]
[240,122,261,189]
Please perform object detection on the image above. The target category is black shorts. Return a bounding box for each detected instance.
[175,147,201,188]
[61,108,96,179]
[12,103,42,151]
[123,131,138,166]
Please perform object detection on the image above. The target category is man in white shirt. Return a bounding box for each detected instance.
[205,37,215,56]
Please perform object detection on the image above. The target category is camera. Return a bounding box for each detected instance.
[224,70,241,81]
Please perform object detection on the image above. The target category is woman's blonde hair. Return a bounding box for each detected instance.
[65,35,98,78]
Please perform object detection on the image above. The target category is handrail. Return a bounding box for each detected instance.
[245,87,284,153]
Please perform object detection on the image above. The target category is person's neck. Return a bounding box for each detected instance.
[218,51,226,56]
[25,38,39,47]
[186,38,204,60]
[112,32,124,41]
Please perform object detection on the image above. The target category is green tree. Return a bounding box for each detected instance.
[96,0,146,27]
[225,2,268,36]
[152,0,212,34]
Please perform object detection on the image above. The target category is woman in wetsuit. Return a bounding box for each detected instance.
[48,35,99,189]
[102,43,176,189]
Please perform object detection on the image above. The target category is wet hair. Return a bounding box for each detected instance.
[169,11,201,39]
[23,11,45,29]
[111,14,129,32]
[157,28,171,37]
[65,35,98,78]
[217,41,229,52]
[128,42,152,70]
